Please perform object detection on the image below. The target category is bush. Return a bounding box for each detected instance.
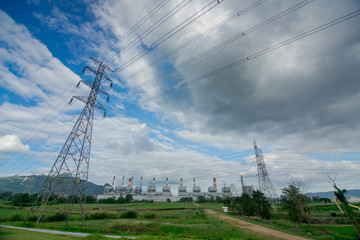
[121,211,137,218]
[27,215,39,222]
[46,212,66,222]
[86,195,97,203]
[281,184,310,224]
[98,197,117,204]
[179,197,193,203]
[0,191,12,200]
[85,212,116,220]
[117,196,125,204]
[25,222,35,228]
[125,194,133,203]
[197,196,206,203]
[10,213,24,221]
[143,213,156,219]
[252,190,272,219]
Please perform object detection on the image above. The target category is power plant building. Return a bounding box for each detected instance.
[97,176,233,202]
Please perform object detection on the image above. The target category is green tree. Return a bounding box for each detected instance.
[86,195,96,203]
[125,194,133,203]
[229,194,255,216]
[331,181,360,238]
[10,193,33,206]
[0,191,12,199]
[252,190,272,219]
[240,193,256,216]
[280,184,310,224]
[197,196,206,203]
[117,195,125,204]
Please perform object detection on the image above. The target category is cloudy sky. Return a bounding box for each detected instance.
[0,0,359,195]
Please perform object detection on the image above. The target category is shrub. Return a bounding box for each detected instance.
[117,196,125,204]
[121,211,137,218]
[25,222,35,228]
[125,194,133,203]
[179,197,193,203]
[281,184,310,224]
[85,212,115,220]
[46,212,66,222]
[143,213,156,219]
[10,213,24,221]
[27,215,39,222]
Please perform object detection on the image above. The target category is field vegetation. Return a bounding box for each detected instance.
[0,189,359,239]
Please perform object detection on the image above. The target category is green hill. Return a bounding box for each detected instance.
[0,175,105,195]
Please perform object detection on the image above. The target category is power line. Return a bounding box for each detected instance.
[99,0,170,62]
[128,0,312,91]
[137,9,360,105]
[105,0,193,67]
[110,0,223,74]
[126,0,267,85]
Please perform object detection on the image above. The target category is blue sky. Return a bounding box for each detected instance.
[0,0,359,195]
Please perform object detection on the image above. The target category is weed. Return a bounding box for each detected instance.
[46,212,66,222]
[10,213,24,221]
[331,234,355,240]
[24,222,35,228]
[121,210,137,218]
[26,215,38,222]
[143,213,156,219]
[83,234,109,240]
[85,212,115,220]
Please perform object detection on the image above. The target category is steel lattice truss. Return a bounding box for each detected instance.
[253,140,278,203]
[26,58,113,225]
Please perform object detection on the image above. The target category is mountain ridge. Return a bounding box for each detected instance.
[0,175,104,195]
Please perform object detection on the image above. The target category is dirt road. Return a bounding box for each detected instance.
[205,209,311,240]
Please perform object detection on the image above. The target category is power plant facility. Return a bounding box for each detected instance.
[97,177,233,202]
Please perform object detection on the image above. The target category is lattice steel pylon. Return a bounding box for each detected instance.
[26,57,113,225]
[253,140,277,204]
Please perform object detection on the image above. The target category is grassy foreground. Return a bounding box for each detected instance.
[0,202,267,239]
[0,201,359,239]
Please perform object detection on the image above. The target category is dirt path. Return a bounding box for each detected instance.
[205,209,311,240]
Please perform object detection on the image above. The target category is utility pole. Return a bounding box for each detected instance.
[240,175,244,195]
[253,140,277,205]
[26,57,113,225]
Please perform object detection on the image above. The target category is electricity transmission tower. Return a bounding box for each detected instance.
[26,57,113,225]
[253,140,277,203]
[22,175,35,195]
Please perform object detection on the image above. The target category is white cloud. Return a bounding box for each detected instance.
[0,10,79,101]
[1,1,359,194]
[85,0,360,192]
[0,135,30,153]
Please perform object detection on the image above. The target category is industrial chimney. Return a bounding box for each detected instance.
[193,177,201,193]
[162,177,171,195]
[178,177,187,196]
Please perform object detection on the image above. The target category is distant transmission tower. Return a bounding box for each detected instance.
[253,140,277,203]
[26,57,113,225]
[22,175,33,195]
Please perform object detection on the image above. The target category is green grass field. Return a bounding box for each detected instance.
[0,201,359,239]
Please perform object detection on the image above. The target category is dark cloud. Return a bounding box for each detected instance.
[139,0,360,152]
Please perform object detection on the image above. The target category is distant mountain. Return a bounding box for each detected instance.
[306,189,360,199]
[0,175,105,195]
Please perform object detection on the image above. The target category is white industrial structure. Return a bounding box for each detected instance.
[97,176,233,202]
